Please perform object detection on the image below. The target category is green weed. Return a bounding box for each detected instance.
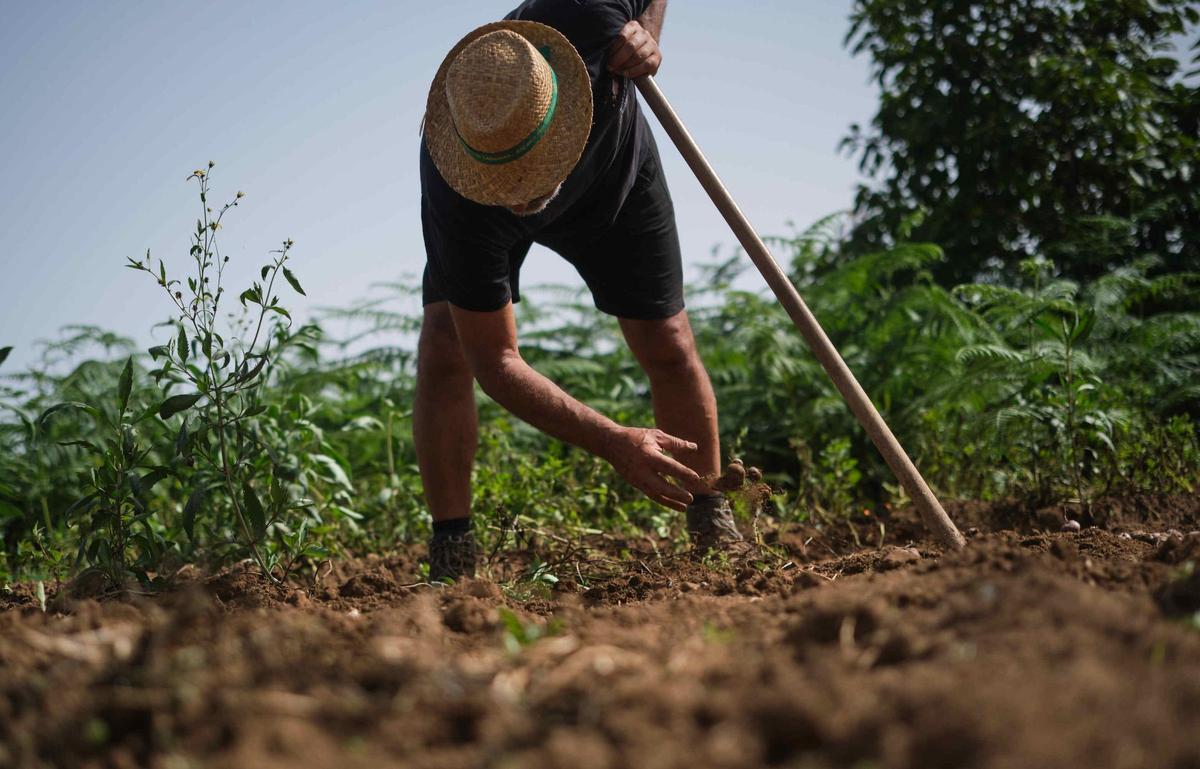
[498,607,562,655]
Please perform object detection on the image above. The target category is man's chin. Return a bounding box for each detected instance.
[508,202,550,217]
[506,185,562,217]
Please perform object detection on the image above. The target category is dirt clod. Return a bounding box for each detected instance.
[442,596,498,634]
[724,461,746,487]
[880,546,922,570]
[1153,532,1200,565]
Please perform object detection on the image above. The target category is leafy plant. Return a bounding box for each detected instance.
[790,436,863,522]
[122,162,312,580]
[36,357,170,586]
[952,258,1124,508]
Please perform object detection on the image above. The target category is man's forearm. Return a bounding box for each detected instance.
[638,0,668,41]
[475,352,619,458]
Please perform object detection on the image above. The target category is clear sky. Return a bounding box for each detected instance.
[0,0,877,371]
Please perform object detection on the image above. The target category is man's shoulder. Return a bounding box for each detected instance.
[505,0,649,53]
[506,0,648,24]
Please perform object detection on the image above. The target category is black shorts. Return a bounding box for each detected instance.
[421,149,684,321]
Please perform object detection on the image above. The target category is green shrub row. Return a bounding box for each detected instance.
[0,175,1196,585]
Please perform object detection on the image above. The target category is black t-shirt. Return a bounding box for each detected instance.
[420,0,654,311]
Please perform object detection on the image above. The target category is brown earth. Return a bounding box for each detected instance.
[2,494,1199,769]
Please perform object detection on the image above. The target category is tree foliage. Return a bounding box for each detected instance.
[843,0,1200,283]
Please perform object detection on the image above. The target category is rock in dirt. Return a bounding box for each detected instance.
[1061,520,1082,533]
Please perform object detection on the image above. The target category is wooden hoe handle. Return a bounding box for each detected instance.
[634,75,967,551]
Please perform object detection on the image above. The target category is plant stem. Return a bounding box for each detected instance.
[211,390,276,582]
[386,408,396,479]
[1062,316,1085,512]
[196,173,276,583]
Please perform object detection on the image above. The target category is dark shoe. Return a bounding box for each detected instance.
[428,531,479,583]
[687,494,744,551]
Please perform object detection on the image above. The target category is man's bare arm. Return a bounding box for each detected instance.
[638,0,668,42]
[449,302,701,511]
[608,0,667,78]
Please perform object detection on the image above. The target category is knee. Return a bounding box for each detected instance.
[632,323,702,378]
[641,342,700,378]
[418,307,471,382]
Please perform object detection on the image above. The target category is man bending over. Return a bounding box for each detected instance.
[417,0,742,582]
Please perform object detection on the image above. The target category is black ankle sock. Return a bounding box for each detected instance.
[432,517,472,536]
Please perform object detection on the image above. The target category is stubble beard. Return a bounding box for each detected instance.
[507,183,563,217]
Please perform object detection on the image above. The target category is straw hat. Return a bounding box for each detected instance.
[423,21,593,207]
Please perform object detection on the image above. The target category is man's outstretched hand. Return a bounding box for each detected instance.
[607,20,662,79]
[602,426,699,511]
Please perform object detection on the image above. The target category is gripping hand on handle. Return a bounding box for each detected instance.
[607,20,662,79]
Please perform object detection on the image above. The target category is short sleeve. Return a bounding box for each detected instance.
[570,0,651,45]
[509,0,652,68]
[618,0,652,20]
[589,0,651,29]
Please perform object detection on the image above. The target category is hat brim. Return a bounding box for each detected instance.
[423,20,593,207]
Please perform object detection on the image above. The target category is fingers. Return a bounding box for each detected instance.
[614,38,659,77]
[654,495,689,513]
[619,52,661,80]
[654,430,698,455]
[640,472,693,510]
[651,451,701,486]
[607,35,646,72]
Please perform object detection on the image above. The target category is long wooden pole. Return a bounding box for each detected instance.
[635,75,966,551]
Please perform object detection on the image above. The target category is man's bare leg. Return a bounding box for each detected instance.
[620,309,743,548]
[619,309,721,490]
[413,302,477,522]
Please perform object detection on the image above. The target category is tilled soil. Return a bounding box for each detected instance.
[2,495,1199,769]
